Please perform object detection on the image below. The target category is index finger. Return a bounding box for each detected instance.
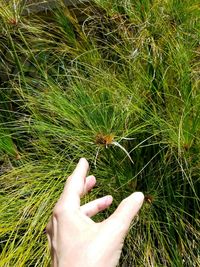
[59,158,89,209]
[107,192,144,236]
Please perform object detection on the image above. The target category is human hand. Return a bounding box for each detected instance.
[46,158,144,267]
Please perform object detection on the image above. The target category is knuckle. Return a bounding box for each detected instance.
[46,221,51,232]
[97,202,103,212]
[52,204,64,218]
[52,203,72,219]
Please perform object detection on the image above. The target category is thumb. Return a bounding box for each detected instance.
[108,192,144,235]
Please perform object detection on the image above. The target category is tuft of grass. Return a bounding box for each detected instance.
[0,0,200,266]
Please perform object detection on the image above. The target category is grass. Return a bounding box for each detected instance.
[0,0,200,266]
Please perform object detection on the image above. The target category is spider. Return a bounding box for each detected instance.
[93,133,135,167]
[9,18,18,25]
[144,194,154,204]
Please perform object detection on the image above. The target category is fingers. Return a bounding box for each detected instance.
[46,218,53,253]
[46,220,52,235]
[83,175,96,196]
[59,158,89,209]
[81,195,113,217]
[68,157,89,195]
[108,192,144,236]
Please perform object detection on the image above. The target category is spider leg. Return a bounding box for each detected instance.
[94,146,101,168]
[112,141,134,164]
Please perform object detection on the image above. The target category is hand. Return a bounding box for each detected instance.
[46,158,144,267]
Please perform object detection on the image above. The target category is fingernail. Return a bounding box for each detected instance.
[133,192,144,206]
[79,158,86,163]
[105,195,113,205]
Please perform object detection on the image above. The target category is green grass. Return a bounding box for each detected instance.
[0,0,200,266]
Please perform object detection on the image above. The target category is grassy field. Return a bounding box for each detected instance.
[0,0,200,266]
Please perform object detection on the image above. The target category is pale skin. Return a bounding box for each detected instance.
[46,158,144,267]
